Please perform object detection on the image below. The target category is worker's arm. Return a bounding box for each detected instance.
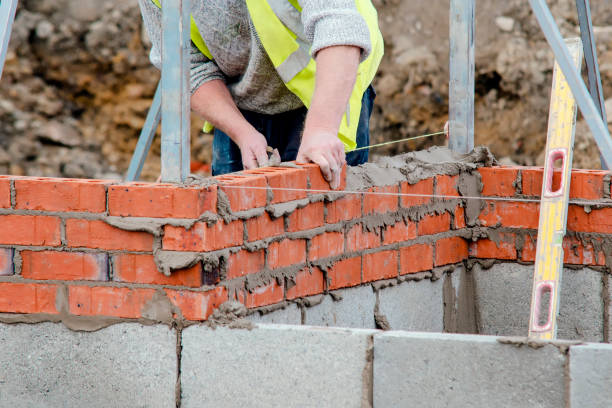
[297,45,361,189]
[191,80,268,169]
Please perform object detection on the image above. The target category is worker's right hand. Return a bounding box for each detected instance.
[236,131,269,170]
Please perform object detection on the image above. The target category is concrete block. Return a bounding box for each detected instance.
[377,277,444,332]
[304,285,376,328]
[0,322,176,408]
[247,302,302,325]
[569,343,612,408]
[181,324,377,408]
[473,263,604,341]
[374,331,566,408]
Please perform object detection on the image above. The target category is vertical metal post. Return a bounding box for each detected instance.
[529,0,612,169]
[125,81,162,181]
[0,0,18,81]
[449,0,475,154]
[161,0,191,183]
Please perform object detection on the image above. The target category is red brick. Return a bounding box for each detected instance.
[328,257,361,289]
[469,235,517,260]
[245,280,284,308]
[226,249,265,279]
[326,194,361,223]
[163,220,243,251]
[0,215,61,246]
[309,232,344,260]
[521,167,563,196]
[243,167,307,204]
[346,224,381,252]
[520,234,537,262]
[22,251,108,281]
[478,201,540,229]
[286,202,325,232]
[436,175,459,198]
[0,248,13,276]
[401,179,434,207]
[0,177,10,208]
[108,183,217,218]
[245,212,284,241]
[454,206,466,229]
[364,185,398,215]
[165,286,228,320]
[113,254,202,287]
[66,219,153,251]
[400,244,433,274]
[561,236,605,266]
[418,213,451,236]
[363,250,397,282]
[15,178,109,213]
[567,206,612,234]
[69,286,155,318]
[296,162,347,192]
[286,266,325,300]
[478,167,519,197]
[570,170,606,200]
[215,174,267,211]
[435,237,468,266]
[0,283,58,314]
[268,239,306,269]
[382,220,417,245]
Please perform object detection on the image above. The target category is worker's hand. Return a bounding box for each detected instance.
[297,127,346,189]
[236,131,269,170]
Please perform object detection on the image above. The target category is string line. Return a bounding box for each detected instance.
[346,131,446,152]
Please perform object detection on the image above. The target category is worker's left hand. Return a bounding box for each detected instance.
[297,128,346,190]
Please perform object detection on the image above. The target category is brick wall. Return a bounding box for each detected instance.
[0,164,610,324]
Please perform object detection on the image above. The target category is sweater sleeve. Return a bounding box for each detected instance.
[299,0,372,62]
[137,0,226,94]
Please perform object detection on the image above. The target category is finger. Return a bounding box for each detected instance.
[332,142,345,165]
[255,147,269,168]
[242,151,258,170]
[323,150,342,190]
[310,152,332,183]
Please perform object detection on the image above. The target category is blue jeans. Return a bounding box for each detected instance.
[212,86,376,175]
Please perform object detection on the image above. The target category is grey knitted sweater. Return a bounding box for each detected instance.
[138,0,372,114]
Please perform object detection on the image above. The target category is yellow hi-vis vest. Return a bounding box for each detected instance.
[151,0,384,151]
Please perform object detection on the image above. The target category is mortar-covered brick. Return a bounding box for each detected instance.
[363,250,398,282]
[364,185,398,215]
[521,167,565,197]
[382,220,417,245]
[15,178,108,213]
[245,212,284,241]
[113,254,203,287]
[0,215,61,246]
[108,183,217,218]
[286,266,325,300]
[478,167,519,196]
[567,206,612,234]
[309,232,344,260]
[418,213,451,236]
[453,206,466,229]
[469,235,516,260]
[326,194,361,223]
[478,201,539,229]
[0,177,10,208]
[298,162,347,192]
[435,175,459,197]
[69,286,156,318]
[165,286,227,320]
[562,237,605,266]
[328,256,361,290]
[66,219,153,251]
[268,239,306,269]
[244,280,284,308]
[21,251,108,281]
[0,248,13,276]
[215,174,267,211]
[226,249,265,279]
[520,234,537,262]
[163,220,243,251]
[435,237,468,266]
[400,244,433,274]
[401,179,434,207]
[286,202,325,232]
[346,224,381,252]
[243,167,307,204]
[0,283,58,314]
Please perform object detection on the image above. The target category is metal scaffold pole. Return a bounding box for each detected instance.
[161,0,191,183]
[0,0,18,81]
